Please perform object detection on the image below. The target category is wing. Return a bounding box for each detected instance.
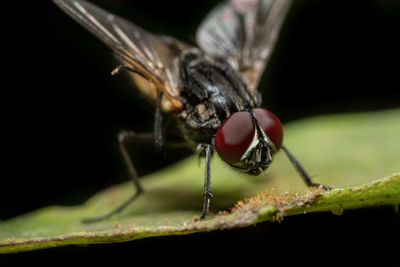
[196,0,291,91]
[53,0,187,111]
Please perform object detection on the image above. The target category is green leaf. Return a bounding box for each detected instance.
[1,109,399,253]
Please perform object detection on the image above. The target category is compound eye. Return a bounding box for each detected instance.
[215,111,255,165]
[252,108,283,150]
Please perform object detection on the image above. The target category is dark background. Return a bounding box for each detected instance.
[2,0,400,262]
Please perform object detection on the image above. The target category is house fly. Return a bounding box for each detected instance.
[52,0,329,222]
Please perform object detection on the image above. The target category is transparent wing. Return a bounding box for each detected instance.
[53,0,187,110]
[196,0,291,91]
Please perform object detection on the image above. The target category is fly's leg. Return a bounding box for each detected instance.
[82,92,166,223]
[198,144,213,219]
[81,130,151,224]
[112,63,163,150]
[111,64,154,82]
[154,91,163,152]
[281,145,330,190]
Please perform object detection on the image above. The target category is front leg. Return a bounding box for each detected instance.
[198,144,214,219]
[281,145,330,190]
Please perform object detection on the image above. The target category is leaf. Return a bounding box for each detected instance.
[1,109,399,253]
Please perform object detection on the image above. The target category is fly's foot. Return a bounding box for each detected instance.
[200,190,213,220]
[310,183,331,191]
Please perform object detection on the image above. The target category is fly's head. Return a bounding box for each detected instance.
[214,108,283,175]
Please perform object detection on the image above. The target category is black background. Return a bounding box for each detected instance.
[2,0,400,263]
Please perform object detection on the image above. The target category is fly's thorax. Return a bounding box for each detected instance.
[178,48,260,145]
[178,102,224,146]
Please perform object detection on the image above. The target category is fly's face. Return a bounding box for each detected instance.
[214,108,283,175]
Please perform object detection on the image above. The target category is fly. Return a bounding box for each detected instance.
[52,0,329,222]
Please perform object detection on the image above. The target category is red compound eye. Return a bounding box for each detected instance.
[215,111,255,165]
[252,108,283,150]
